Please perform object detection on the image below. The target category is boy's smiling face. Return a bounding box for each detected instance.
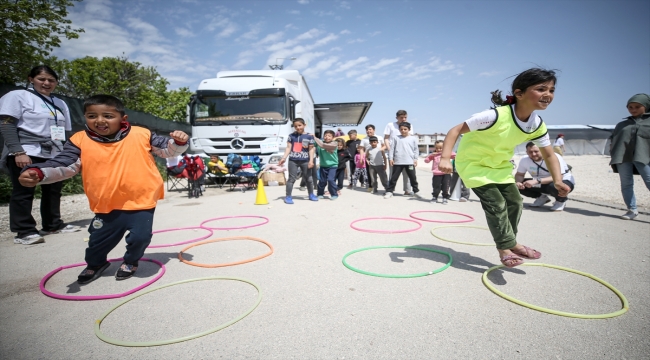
[323,133,334,142]
[85,104,126,137]
[399,126,410,137]
[370,140,378,148]
[293,121,305,133]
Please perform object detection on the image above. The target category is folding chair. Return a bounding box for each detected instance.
[166,167,188,192]
[228,171,258,192]
[183,155,206,198]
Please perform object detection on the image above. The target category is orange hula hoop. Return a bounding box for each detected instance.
[178,236,274,268]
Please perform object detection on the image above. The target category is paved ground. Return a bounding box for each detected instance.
[1,167,649,359]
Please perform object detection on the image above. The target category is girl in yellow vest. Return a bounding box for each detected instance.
[439,68,571,268]
[19,95,189,283]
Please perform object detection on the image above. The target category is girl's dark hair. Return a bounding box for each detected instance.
[491,68,557,107]
[83,94,126,116]
[336,138,345,145]
[28,65,59,81]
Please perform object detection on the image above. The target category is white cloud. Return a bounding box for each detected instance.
[314,10,335,16]
[348,38,365,44]
[175,27,194,37]
[369,31,381,36]
[298,0,309,4]
[368,58,400,70]
[355,72,374,83]
[257,31,284,45]
[218,23,237,38]
[340,29,351,35]
[287,52,325,70]
[85,0,114,17]
[402,49,413,53]
[338,1,351,9]
[330,46,342,51]
[238,23,263,41]
[303,56,340,79]
[478,71,499,77]
[288,10,300,15]
[205,16,237,38]
[328,56,369,74]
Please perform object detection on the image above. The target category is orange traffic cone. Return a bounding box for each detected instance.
[255,178,268,205]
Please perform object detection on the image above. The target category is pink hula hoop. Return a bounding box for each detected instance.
[200,216,270,230]
[148,227,214,248]
[409,210,475,223]
[40,257,165,301]
[350,217,422,234]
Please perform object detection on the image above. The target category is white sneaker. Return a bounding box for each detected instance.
[549,201,566,211]
[620,210,638,220]
[442,198,448,205]
[14,234,45,245]
[39,224,81,236]
[384,192,393,199]
[530,194,550,207]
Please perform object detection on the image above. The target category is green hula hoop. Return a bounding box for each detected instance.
[342,246,452,278]
[430,225,494,246]
[482,263,629,319]
[94,276,262,347]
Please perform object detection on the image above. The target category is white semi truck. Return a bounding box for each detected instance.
[187,70,372,164]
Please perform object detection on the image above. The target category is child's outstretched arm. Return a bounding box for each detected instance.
[539,146,571,197]
[312,137,337,152]
[150,130,189,158]
[19,141,81,186]
[439,122,469,174]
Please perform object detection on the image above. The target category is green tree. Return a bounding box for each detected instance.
[52,55,192,122]
[0,0,84,84]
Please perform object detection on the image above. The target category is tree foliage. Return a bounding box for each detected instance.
[51,55,192,122]
[0,0,84,84]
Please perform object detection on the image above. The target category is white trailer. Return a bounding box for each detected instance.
[188,70,371,164]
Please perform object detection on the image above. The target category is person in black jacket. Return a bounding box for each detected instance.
[335,138,351,192]
[345,130,362,188]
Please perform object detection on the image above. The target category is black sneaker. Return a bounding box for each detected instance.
[115,262,138,280]
[77,262,110,284]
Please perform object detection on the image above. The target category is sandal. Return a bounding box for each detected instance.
[77,262,110,284]
[511,245,542,260]
[500,254,524,268]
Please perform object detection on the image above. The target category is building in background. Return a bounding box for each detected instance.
[416,133,446,154]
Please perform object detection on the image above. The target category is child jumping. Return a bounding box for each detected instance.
[366,136,388,194]
[424,140,455,204]
[439,68,570,268]
[314,130,339,200]
[278,118,317,204]
[19,95,189,283]
[384,122,421,198]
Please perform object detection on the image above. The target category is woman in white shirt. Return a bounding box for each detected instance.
[553,133,565,155]
[0,65,80,245]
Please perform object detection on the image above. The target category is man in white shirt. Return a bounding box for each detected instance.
[515,142,575,211]
[383,110,414,195]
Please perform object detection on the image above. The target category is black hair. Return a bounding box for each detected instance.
[525,142,537,149]
[336,138,345,145]
[491,68,557,107]
[396,110,407,117]
[399,122,411,130]
[28,65,59,82]
[434,140,444,145]
[324,129,335,136]
[369,136,378,142]
[347,129,357,135]
[83,94,126,116]
[365,124,375,131]
[292,118,305,125]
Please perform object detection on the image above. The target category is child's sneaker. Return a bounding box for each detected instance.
[367,187,373,193]
[77,262,110,284]
[299,186,306,191]
[13,234,44,245]
[384,192,393,199]
[549,200,566,211]
[620,210,638,220]
[442,198,448,205]
[318,195,325,199]
[39,224,81,236]
[115,262,138,281]
[530,194,550,207]
[309,194,319,201]
[284,196,294,204]
[430,197,439,204]
[330,196,338,200]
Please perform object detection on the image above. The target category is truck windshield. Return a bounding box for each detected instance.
[193,96,286,125]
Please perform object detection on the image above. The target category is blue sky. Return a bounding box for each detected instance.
[55,0,649,134]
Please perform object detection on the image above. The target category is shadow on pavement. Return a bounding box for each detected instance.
[387,244,525,285]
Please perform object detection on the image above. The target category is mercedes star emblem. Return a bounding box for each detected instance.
[231,138,245,149]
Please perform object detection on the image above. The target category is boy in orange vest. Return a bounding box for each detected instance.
[19,95,188,284]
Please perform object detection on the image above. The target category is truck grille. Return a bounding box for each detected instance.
[209,137,266,142]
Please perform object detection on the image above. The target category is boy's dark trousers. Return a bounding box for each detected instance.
[368,165,388,190]
[519,178,574,203]
[7,155,64,237]
[86,208,155,267]
[335,167,346,190]
[318,166,338,196]
[386,164,419,193]
[432,174,451,199]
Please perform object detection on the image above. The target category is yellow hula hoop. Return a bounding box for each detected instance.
[430,225,494,246]
[482,263,629,319]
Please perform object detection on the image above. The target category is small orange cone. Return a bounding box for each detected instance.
[255,178,268,205]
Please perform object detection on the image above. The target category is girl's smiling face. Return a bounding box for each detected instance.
[627,102,646,117]
[434,143,443,152]
[516,80,555,110]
